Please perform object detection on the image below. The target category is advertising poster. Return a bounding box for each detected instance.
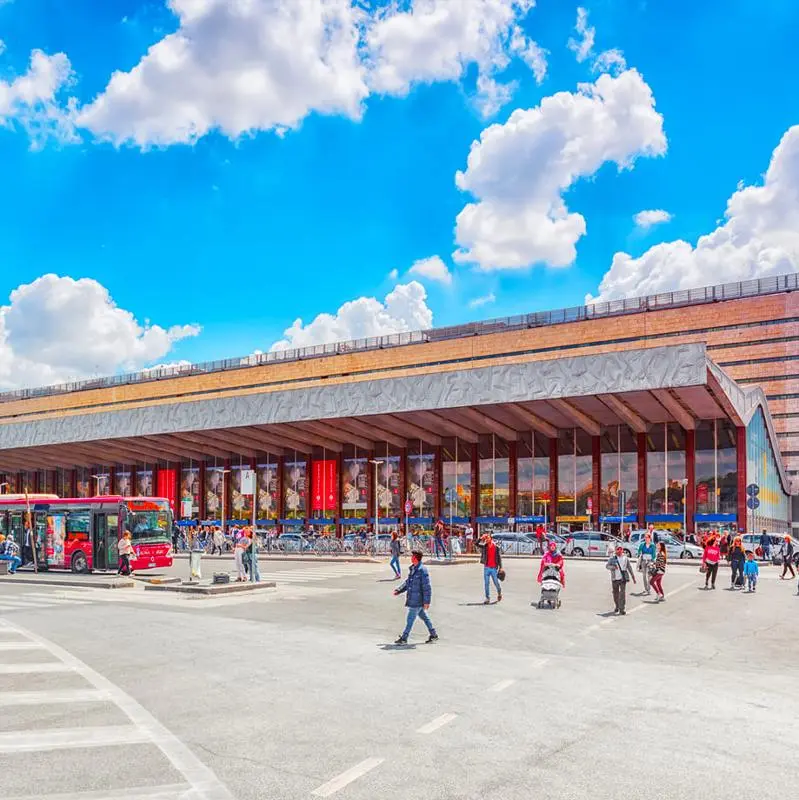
[311,460,338,513]
[378,457,401,516]
[230,466,253,520]
[116,472,132,497]
[205,467,225,518]
[137,470,153,497]
[96,473,111,496]
[283,461,306,517]
[257,464,278,518]
[408,453,434,516]
[47,515,65,567]
[181,468,200,516]
[342,458,368,513]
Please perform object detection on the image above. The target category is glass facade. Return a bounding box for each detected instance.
[283,456,307,520]
[695,420,737,515]
[374,444,401,518]
[600,425,638,517]
[342,446,369,519]
[517,432,550,519]
[406,441,435,518]
[256,462,279,521]
[116,471,132,497]
[747,408,790,531]
[557,429,592,520]
[180,467,200,518]
[478,434,510,517]
[646,423,686,515]
[205,466,225,520]
[441,438,472,520]
[230,464,253,521]
[136,470,153,497]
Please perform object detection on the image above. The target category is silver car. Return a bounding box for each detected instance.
[624,531,702,560]
[565,531,621,558]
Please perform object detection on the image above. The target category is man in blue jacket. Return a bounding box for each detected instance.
[394,551,438,645]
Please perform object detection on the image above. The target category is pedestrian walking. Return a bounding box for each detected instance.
[234,535,248,582]
[0,535,22,574]
[389,531,402,579]
[637,531,656,595]
[393,551,438,645]
[433,519,447,559]
[702,535,721,589]
[535,524,546,555]
[759,529,771,562]
[779,536,796,579]
[189,530,204,580]
[606,545,636,614]
[649,541,667,602]
[729,536,746,589]
[212,527,225,555]
[719,530,730,563]
[743,552,759,592]
[477,532,503,604]
[117,530,133,575]
[464,523,474,554]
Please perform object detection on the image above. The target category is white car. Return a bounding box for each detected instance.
[624,531,702,559]
[740,533,799,559]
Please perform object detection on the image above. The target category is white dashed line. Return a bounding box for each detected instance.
[311,757,385,797]
[416,712,458,735]
[488,679,516,693]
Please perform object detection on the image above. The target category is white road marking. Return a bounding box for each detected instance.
[416,712,458,735]
[311,757,384,798]
[488,679,516,693]
[5,782,194,799]
[2,619,233,800]
[627,579,696,614]
[0,640,42,650]
[0,725,150,753]
[0,662,71,674]
[0,688,109,707]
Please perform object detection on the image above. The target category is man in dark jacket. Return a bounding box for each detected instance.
[477,532,503,604]
[759,529,771,562]
[394,551,438,645]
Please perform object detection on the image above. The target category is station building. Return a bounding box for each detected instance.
[0,273,795,537]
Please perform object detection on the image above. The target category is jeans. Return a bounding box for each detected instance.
[731,561,744,587]
[402,606,436,640]
[640,557,652,592]
[434,537,447,559]
[761,546,770,562]
[747,576,757,591]
[612,579,628,612]
[250,553,261,582]
[650,572,664,597]
[704,562,719,587]
[484,567,501,599]
[0,554,22,573]
[389,555,401,576]
[118,554,131,575]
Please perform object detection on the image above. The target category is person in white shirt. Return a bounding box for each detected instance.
[606,545,636,615]
[118,531,134,575]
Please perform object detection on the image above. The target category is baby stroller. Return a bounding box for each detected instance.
[537,563,563,609]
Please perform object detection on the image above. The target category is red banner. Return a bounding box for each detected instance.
[312,460,338,513]
[697,483,709,504]
[156,468,177,513]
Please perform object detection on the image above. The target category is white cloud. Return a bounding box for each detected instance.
[634,209,673,229]
[589,125,799,303]
[367,0,535,96]
[0,49,78,148]
[0,275,200,389]
[271,281,434,350]
[510,25,547,84]
[468,292,496,308]
[474,73,517,118]
[593,48,626,75]
[408,255,453,285]
[78,0,369,147]
[454,69,666,270]
[567,7,594,63]
[388,268,399,281]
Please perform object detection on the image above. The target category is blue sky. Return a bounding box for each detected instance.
[0,0,797,387]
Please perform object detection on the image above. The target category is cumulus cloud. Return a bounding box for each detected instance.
[408,255,453,285]
[387,268,399,281]
[634,209,673,229]
[0,275,200,389]
[567,7,594,63]
[588,126,799,303]
[510,25,547,84]
[468,292,496,308]
[271,281,434,350]
[593,48,626,75]
[78,0,369,147]
[453,69,667,270]
[474,73,517,118]
[0,49,78,148]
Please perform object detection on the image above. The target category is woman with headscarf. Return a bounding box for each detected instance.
[537,541,565,588]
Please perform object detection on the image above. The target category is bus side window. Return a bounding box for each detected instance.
[66,511,90,542]
[0,511,7,537]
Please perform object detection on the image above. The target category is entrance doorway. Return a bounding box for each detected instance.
[92,513,108,570]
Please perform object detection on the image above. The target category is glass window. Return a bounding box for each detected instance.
[256,462,279,521]
[342,446,369,519]
[283,457,307,519]
[557,429,592,518]
[230,465,254,520]
[600,426,638,516]
[747,409,790,531]
[205,466,225,520]
[116,471,132,497]
[136,470,152,497]
[478,434,510,516]
[66,511,90,543]
[76,469,91,498]
[406,441,435,518]
[180,468,200,517]
[441,438,472,519]
[517,432,550,519]
[374,444,401,519]
[646,423,686,514]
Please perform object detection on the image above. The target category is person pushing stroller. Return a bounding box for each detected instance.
[536,541,566,609]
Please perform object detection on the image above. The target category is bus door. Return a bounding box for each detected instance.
[92,513,109,570]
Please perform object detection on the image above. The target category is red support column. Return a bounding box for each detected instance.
[366,450,375,530]
[198,462,206,520]
[508,441,518,524]
[222,460,231,530]
[592,436,601,529]
[470,445,479,528]
[433,445,442,524]
[736,426,747,533]
[637,433,647,529]
[33,471,41,494]
[336,452,344,538]
[70,469,77,498]
[276,456,285,533]
[398,447,407,535]
[686,429,696,536]
[109,466,117,496]
[548,438,558,531]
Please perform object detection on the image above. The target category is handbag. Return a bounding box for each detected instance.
[497,568,506,582]
[699,563,707,574]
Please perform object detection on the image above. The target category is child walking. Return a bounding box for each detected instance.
[743,552,759,592]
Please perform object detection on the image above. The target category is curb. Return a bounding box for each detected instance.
[172,554,382,565]
[0,576,135,589]
[144,580,276,595]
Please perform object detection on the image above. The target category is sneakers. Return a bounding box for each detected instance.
[483,598,491,605]
[619,610,627,615]
[394,636,408,645]
[425,634,439,644]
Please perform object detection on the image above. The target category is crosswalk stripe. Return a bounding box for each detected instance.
[0,641,42,650]
[0,600,90,610]
[6,784,196,800]
[0,688,109,707]
[0,724,150,753]
[0,662,72,674]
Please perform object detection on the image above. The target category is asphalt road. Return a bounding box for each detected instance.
[1,556,798,800]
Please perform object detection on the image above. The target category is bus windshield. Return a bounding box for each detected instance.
[124,501,172,543]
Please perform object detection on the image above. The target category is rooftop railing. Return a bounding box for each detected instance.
[1,272,796,404]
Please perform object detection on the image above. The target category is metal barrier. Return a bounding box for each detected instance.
[1,273,796,403]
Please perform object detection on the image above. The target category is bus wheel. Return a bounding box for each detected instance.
[71,552,89,574]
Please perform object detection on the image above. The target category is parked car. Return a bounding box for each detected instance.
[564,531,621,558]
[276,533,313,552]
[492,532,537,554]
[740,533,799,559]
[624,531,702,559]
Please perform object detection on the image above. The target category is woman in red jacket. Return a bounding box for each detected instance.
[702,534,721,590]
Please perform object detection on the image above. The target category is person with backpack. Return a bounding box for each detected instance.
[606,545,636,615]
[702,535,721,589]
[779,536,796,579]
[393,551,438,645]
[477,532,503,604]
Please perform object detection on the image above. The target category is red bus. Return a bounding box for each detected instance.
[0,495,173,573]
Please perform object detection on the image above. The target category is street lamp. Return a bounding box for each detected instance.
[369,459,384,540]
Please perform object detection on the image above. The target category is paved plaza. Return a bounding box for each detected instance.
[1,556,798,800]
